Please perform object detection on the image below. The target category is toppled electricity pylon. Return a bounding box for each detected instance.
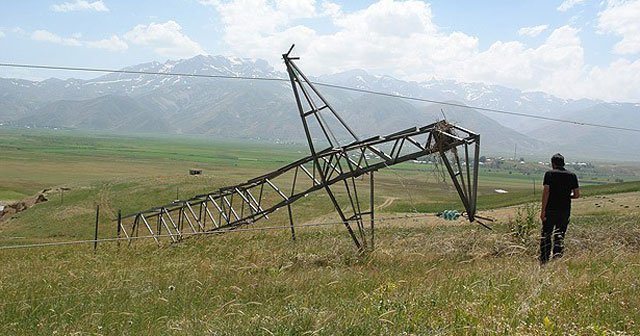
[117,46,480,251]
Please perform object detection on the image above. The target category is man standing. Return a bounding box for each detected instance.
[540,153,580,264]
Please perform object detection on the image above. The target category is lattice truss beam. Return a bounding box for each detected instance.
[118,46,480,250]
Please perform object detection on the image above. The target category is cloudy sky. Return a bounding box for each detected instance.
[1,0,639,102]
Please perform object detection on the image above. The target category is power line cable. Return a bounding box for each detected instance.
[0,62,288,83]
[314,82,640,133]
[1,62,639,133]
[0,213,439,251]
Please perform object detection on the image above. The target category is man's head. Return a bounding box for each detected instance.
[551,153,565,169]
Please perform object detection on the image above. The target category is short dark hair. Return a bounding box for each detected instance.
[551,153,565,168]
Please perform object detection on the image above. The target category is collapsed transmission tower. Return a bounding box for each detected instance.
[117,46,481,251]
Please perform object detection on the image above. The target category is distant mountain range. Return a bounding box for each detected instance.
[1,55,639,161]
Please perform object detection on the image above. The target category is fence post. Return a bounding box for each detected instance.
[117,209,122,248]
[94,204,100,252]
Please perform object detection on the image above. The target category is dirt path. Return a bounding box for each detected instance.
[376,197,399,210]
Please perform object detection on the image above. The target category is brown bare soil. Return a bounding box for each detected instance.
[0,192,48,222]
[0,189,78,223]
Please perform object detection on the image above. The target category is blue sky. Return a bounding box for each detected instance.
[1,0,639,102]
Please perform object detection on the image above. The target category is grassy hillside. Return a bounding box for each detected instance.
[1,210,639,334]
[1,128,640,334]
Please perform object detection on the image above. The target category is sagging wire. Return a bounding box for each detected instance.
[1,62,639,133]
[0,212,451,251]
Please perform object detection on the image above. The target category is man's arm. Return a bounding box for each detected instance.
[540,185,549,221]
[571,188,580,199]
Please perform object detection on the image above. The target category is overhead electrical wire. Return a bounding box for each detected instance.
[0,213,436,251]
[315,82,640,133]
[0,62,287,83]
[1,62,639,133]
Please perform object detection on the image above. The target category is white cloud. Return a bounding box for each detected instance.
[31,29,127,51]
[202,0,318,53]
[321,1,342,17]
[203,0,639,102]
[0,27,23,38]
[557,0,585,12]
[0,27,27,38]
[275,0,317,18]
[51,0,109,12]
[584,58,640,101]
[123,20,205,58]
[333,0,436,36]
[206,0,456,74]
[598,0,640,54]
[518,25,549,37]
[28,20,204,58]
[31,30,82,46]
[86,35,128,51]
[447,26,585,98]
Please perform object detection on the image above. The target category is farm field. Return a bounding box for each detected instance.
[1,128,640,335]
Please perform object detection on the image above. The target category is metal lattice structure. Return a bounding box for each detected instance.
[117,46,481,251]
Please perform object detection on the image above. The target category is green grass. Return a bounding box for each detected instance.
[1,215,638,335]
[1,128,640,334]
[0,128,304,200]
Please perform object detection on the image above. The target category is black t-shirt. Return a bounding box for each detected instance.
[543,168,579,211]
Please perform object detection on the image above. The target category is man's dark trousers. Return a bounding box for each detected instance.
[540,209,570,264]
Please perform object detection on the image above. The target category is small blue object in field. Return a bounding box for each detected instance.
[440,210,461,220]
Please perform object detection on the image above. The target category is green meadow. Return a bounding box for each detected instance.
[1,128,640,335]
